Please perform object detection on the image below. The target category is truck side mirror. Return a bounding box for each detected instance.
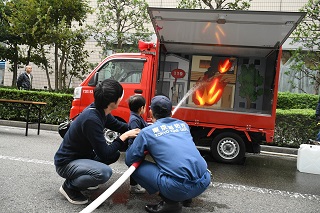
[88,72,98,86]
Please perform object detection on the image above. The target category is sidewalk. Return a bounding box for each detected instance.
[0,119,298,156]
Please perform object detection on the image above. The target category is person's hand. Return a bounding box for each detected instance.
[119,128,140,142]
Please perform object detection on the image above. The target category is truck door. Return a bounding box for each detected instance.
[89,57,150,120]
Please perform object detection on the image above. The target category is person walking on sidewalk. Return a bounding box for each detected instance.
[127,94,148,194]
[125,95,211,213]
[17,65,33,90]
[54,79,140,205]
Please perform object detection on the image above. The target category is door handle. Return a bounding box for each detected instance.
[134,89,143,94]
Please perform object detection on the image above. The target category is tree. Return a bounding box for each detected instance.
[289,0,320,94]
[0,0,26,87]
[64,29,91,88]
[91,0,151,56]
[238,64,264,109]
[177,0,251,10]
[33,0,92,90]
[1,0,92,90]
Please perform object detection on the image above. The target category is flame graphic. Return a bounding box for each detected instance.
[192,75,228,106]
[218,59,232,74]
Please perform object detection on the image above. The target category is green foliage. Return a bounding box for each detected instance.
[0,0,92,90]
[0,87,73,124]
[289,0,320,94]
[91,0,151,56]
[177,0,251,10]
[274,109,318,148]
[0,0,25,85]
[32,0,92,90]
[277,92,318,110]
[274,93,319,148]
[177,0,203,9]
[238,64,264,108]
[0,88,319,148]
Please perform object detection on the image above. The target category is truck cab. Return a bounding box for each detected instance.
[70,8,305,164]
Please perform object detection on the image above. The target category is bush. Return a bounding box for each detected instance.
[274,109,318,148]
[0,88,73,124]
[277,92,318,110]
[0,89,319,148]
[272,92,319,148]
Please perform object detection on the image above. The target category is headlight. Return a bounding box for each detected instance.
[73,87,82,99]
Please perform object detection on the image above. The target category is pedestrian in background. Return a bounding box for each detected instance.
[54,79,140,205]
[127,94,148,194]
[125,95,211,213]
[17,65,33,90]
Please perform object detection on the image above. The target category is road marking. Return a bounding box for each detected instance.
[0,155,54,165]
[212,182,320,201]
[0,155,124,173]
[1,154,319,202]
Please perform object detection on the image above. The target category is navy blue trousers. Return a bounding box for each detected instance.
[131,160,211,202]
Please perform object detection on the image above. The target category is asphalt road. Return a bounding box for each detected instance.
[0,125,319,213]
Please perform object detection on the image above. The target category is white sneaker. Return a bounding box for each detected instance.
[87,185,99,190]
[129,184,146,194]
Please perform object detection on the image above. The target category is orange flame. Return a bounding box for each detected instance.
[218,59,232,74]
[192,75,227,106]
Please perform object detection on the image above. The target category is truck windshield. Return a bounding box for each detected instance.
[97,59,145,83]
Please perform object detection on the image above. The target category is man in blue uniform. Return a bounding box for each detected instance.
[125,95,211,213]
[54,79,140,205]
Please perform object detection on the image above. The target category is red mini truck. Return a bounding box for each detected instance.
[70,8,305,164]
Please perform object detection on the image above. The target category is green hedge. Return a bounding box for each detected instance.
[272,92,319,148]
[277,92,318,110]
[274,109,318,148]
[0,88,319,148]
[0,88,73,124]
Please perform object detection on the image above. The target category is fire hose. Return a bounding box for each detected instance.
[79,152,147,213]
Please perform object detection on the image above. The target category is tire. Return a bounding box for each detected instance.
[211,132,246,164]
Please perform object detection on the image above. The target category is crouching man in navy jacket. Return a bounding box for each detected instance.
[54,79,140,205]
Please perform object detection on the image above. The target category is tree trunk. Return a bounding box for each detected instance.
[54,44,59,91]
[59,50,66,89]
[63,57,68,88]
[315,58,320,95]
[246,97,251,109]
[26,46,31,65]
[11,43,19,87]
[41,46,52,90]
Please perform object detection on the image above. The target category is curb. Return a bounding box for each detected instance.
[0,119,59,132]
[260,145,298,156]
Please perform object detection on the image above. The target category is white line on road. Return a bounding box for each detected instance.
[0,155,54,165]
[212,182,320,202]
[1,154,319,202]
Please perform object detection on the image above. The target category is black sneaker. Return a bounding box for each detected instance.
[59,182,88,205]
[145,200,182,213]
[182,198,192,207]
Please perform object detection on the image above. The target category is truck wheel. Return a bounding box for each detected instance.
[103,128,120,145]
[211,132,246,164]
